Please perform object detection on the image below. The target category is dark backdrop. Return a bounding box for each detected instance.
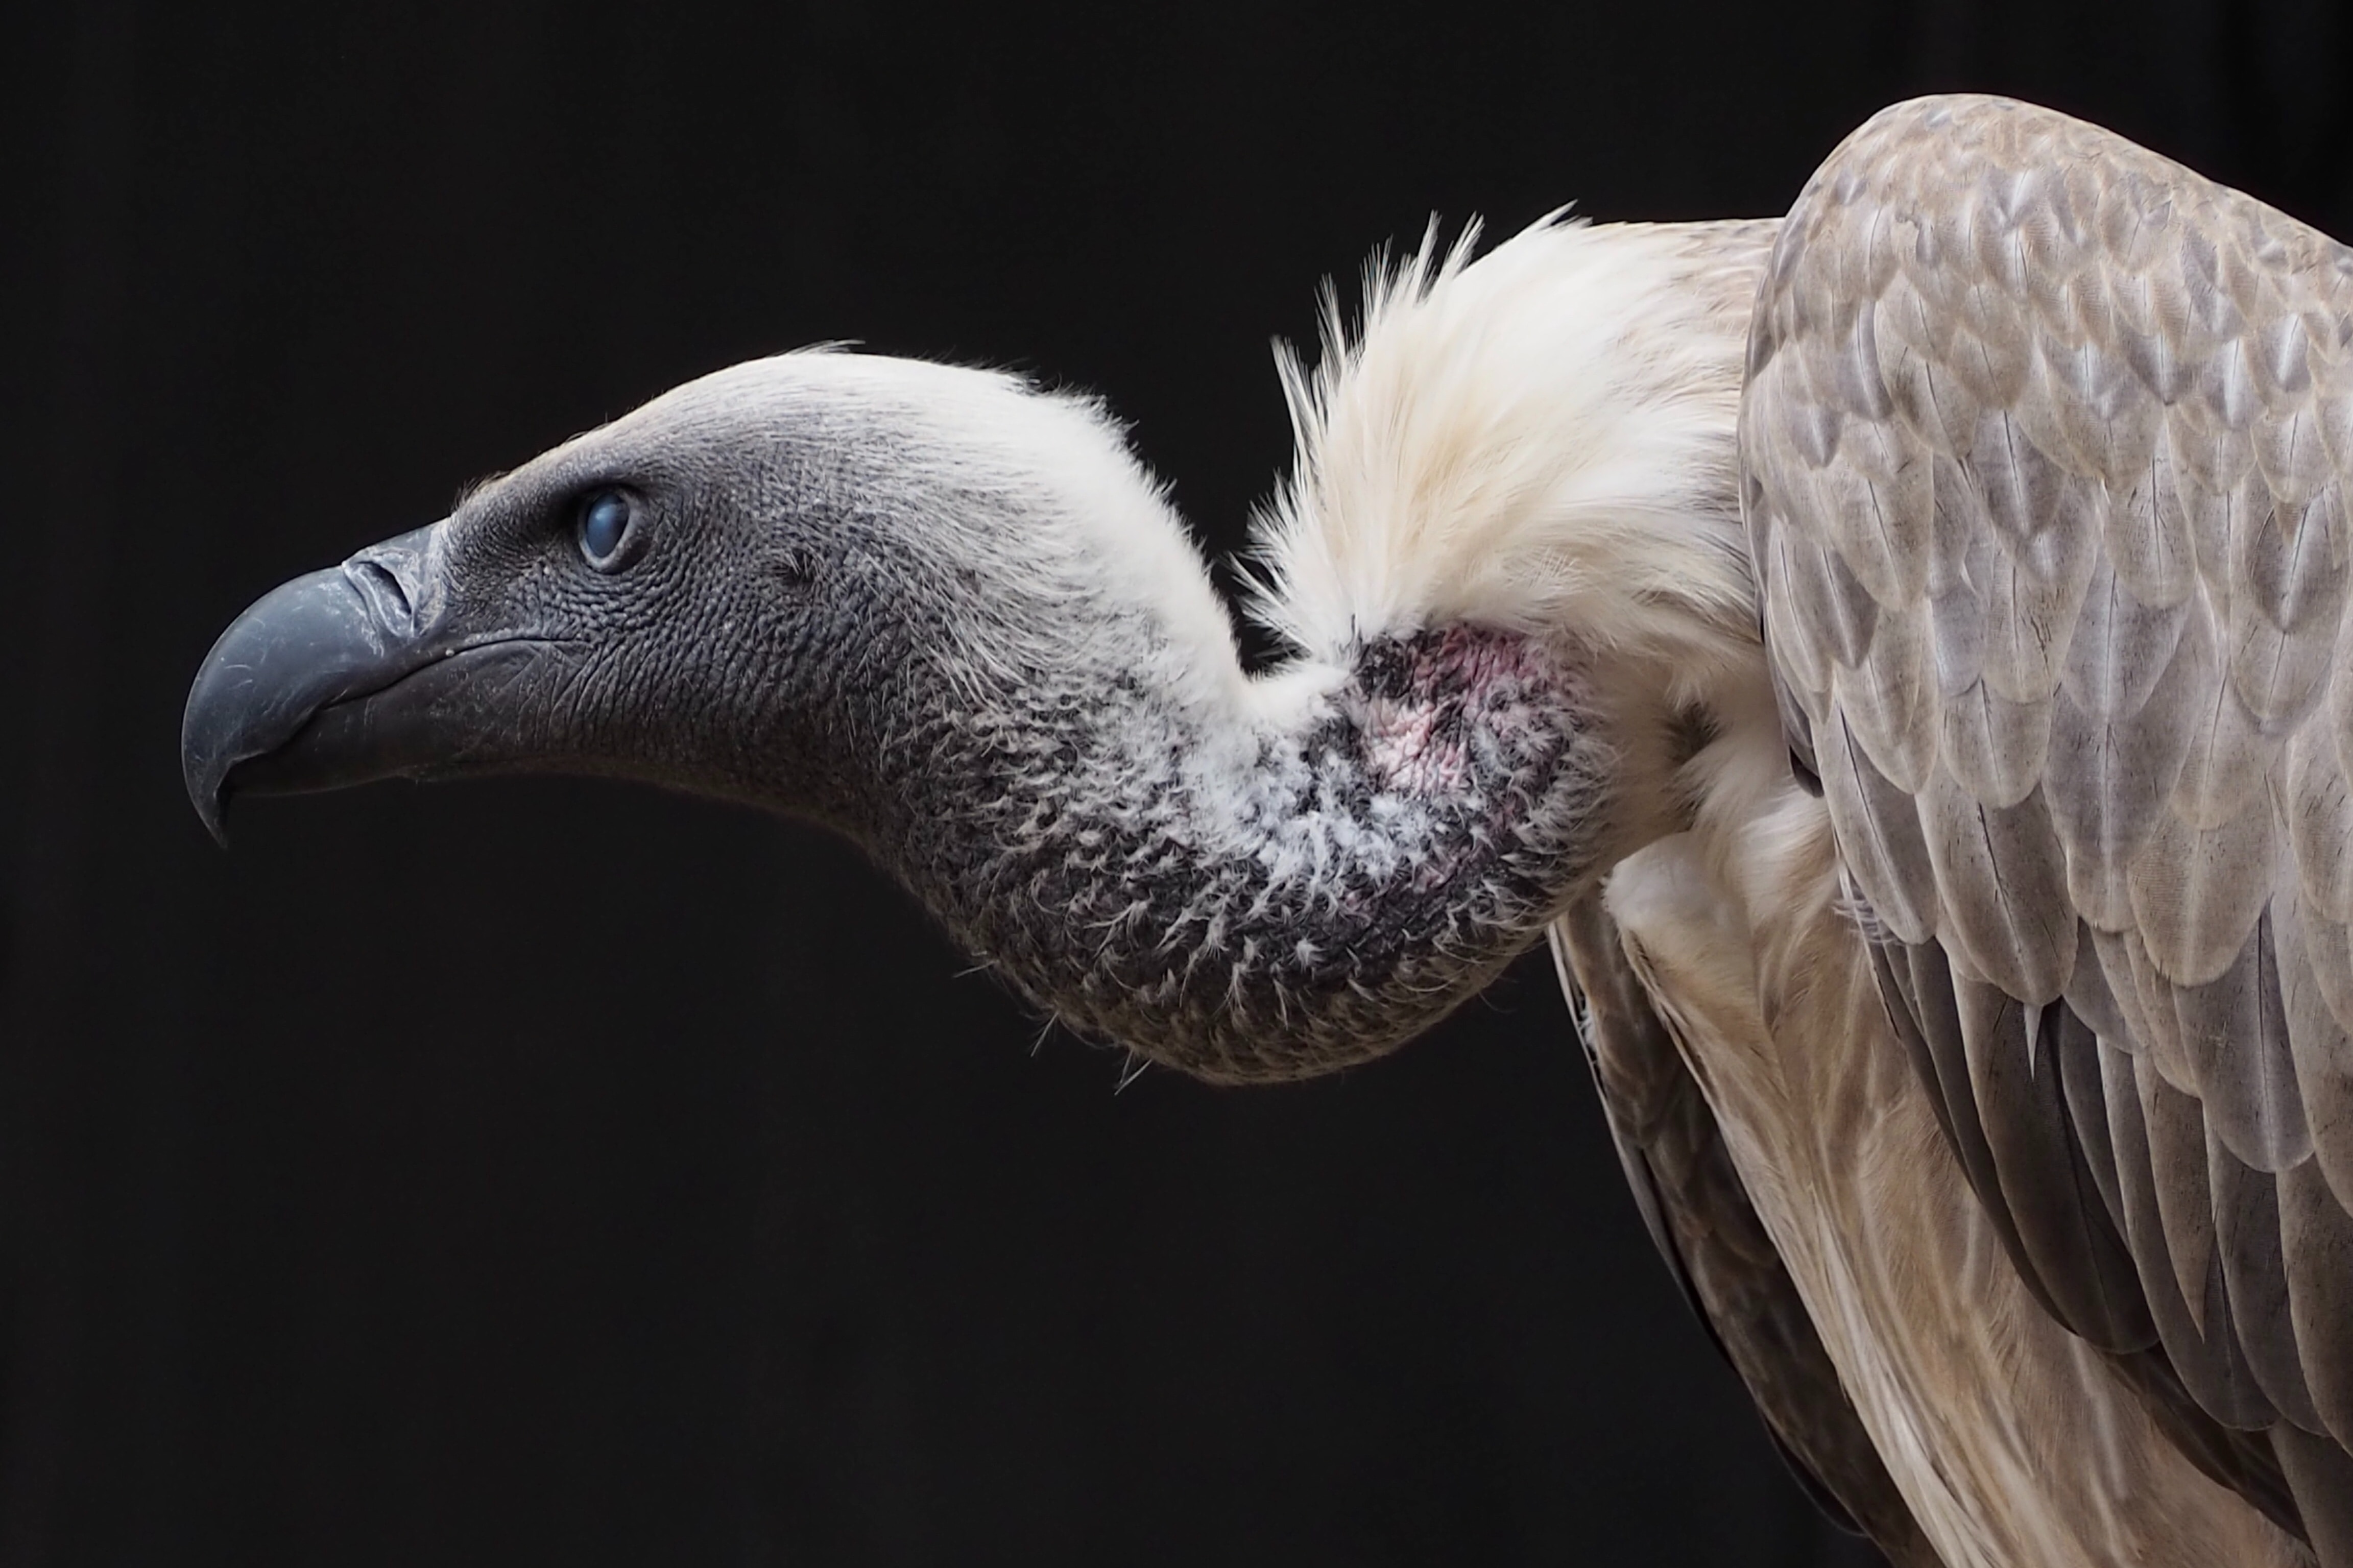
[6,2,2347,1564]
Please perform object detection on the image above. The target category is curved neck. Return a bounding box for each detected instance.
[751,215,1787,1076]
[875,615,1616,1083]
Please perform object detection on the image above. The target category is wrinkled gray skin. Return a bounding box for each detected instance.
[185,357,1616,1083]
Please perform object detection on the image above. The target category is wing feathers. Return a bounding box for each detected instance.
[2128,806,2274,985]
[2061,561,2191,717]
[1746,91,2353,1547]
[2104,446,2199,606]
[2160,620,2273,831]
[2208,1130,2326,1431]
[2278,1157,2353,1446]
[1877,935,2059,1317]
[2172,912,2312,1171]
[2108,1046,2280,1426]
[2276,1425,2353,1567]
[2275,899,2353,1209]
[2054,988,2136,1240]
[1817,713,1939,943]
[1920,770,2075,1003]
[1838,614,1940,790]
[1937,676,2049,809]
[1958,977,2155,1349]
[1979,492,2100,706]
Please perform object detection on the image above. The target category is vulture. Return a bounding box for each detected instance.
[183,94,2353,1567]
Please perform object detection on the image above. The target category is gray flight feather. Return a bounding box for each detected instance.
[1744,92,2353,1554]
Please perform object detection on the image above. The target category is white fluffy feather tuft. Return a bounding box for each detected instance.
[1245,214,1773,700]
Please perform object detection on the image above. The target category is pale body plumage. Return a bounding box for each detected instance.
[184,92,2353,1568]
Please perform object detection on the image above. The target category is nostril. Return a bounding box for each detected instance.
[346,557,415,630]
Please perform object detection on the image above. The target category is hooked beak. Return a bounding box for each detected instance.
[181,522,565,843]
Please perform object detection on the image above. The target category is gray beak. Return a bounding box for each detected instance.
[181,522,562,842]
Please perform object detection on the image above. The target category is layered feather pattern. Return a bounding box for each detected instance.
[1745,93,2353,1558]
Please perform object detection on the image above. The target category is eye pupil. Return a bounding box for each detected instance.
[580,491,631,564]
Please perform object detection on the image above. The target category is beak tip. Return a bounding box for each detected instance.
[182,741,233,849]
[179,563,380,848]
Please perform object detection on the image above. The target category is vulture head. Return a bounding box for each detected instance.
[185,227,1760,1083]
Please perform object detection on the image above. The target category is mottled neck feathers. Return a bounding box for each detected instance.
[899,625,1613,1082]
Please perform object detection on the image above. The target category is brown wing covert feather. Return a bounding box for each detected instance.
[1744,92,2353,1559]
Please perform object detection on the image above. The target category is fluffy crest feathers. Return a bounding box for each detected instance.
[1245,214,1771,694]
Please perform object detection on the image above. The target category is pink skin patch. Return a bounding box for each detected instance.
[1348,624,1583,797]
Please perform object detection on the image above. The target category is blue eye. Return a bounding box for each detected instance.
[579,490,633,567]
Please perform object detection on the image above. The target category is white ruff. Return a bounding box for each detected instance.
[1246,216,1767,707]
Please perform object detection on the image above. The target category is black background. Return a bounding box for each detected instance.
[6,2,2347,1564]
